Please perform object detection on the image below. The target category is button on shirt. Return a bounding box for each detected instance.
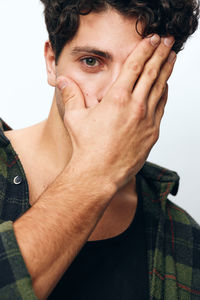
[13,175,23,185]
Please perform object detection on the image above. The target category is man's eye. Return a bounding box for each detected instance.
[82,57,100,67]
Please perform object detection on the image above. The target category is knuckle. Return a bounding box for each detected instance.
[146,67,159,81]
[134,102,146,119]
[128,61,142,76]
[157,48,166,59]
[112,89,129,106]
[154,82,166,97]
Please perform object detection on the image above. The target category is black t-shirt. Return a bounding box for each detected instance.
[48,178,149,299]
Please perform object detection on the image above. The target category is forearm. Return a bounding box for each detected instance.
[13,162,116,300]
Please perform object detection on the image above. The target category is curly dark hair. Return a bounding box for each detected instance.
[40,0,200,64]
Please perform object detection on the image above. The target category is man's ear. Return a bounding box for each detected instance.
[44,40,56,87]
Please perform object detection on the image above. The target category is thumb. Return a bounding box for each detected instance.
[56,76,86,111]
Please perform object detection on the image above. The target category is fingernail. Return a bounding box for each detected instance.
[57,80,68,90]
[167,51,177,63]
[164,36,175,47]
[150,34,160,46]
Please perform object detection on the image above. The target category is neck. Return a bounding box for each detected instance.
[40,95,73,171]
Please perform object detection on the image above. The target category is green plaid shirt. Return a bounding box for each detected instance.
[0,118,200,300]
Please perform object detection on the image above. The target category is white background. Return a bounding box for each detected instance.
[0,1,200,223]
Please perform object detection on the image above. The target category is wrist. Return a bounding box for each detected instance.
[63,157,117,201]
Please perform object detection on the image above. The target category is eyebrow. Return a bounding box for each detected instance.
[71,46,113,60]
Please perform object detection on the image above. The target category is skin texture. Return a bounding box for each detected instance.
[54,11,143,111]
[44,8,174,224]
[4,8,177,300]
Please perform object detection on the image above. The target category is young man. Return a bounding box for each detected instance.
[0,0,200,299]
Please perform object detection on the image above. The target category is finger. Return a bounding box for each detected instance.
[154,84,168,128]
[111,34,161,94]
[56,76,86,111]
[147,51,176,118]
[131,36,175,104]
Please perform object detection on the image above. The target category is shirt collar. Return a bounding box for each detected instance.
[0,118,11,147]
[139,161,180,197]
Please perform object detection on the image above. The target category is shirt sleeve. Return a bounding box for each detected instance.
[0,220,38,300]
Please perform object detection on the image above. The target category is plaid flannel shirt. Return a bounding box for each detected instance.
[0,118,200,300]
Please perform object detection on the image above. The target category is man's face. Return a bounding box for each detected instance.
[48,9,143,113]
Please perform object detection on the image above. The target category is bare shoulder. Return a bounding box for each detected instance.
[4,121,45,145]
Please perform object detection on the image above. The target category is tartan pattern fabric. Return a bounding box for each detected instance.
[138,165,200,299]
[0,117,200,300]
[0,119,37,300]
